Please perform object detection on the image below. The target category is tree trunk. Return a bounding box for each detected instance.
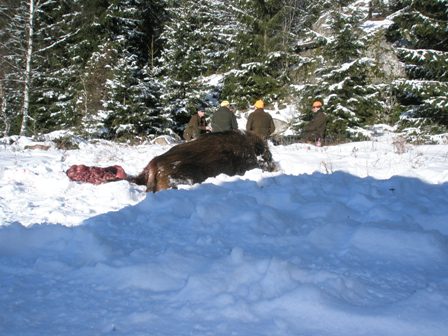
[20,0,36,136]
[0,81,10,137]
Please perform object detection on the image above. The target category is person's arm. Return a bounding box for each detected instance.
[269,117,275,135]
[231,113,238,130]
[187,115,196,128]
[190,115,200,135]
[246,114,253,131]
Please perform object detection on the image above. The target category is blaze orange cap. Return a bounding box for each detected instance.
[254,100,264,109]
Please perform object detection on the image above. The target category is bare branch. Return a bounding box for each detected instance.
[36,28,81,54]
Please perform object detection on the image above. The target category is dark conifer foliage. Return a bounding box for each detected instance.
[0,0,446,142]
[291,2,389,142]
[222,0,304,108]
[387,0,448,133]
[0,1,24,135]
[1,0,167,139]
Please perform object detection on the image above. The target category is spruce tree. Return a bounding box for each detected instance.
[0,1,23,135]
[387,0,448,135]
[292,1,391,142]
[0,1,34,135]
[0,0,167,139]
[155,0,236,134]
[222,0,304,108]
[0,0,86,136]
[71,0,166,140]
[99,0,165,141]
[30,0,84,134]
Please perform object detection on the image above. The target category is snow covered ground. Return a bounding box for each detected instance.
[1,133,448,336]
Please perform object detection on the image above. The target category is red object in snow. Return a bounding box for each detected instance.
[66,164,127,184]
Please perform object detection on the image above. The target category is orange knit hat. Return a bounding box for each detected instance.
[254,100,264,109]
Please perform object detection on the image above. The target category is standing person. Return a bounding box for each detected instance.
[246,100,275,140]
[211,100,238,132]
[183,108,211,141]
[301,100,327,146]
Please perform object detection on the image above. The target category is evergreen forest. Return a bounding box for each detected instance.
[0,0,447,143]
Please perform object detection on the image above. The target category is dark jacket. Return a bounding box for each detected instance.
[211,106,238,132]
[302,110,327,142]
[246,108,276,140]
[183,114,208,141]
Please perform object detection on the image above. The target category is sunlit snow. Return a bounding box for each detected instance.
[1,128,448,335]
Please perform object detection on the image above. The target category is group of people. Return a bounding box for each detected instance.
[183,99,327,146]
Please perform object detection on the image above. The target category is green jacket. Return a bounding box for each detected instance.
[211,106,238,132]
[246,108,275,140]
[302,110,327,142]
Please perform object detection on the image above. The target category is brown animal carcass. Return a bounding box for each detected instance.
[131,130,277,192]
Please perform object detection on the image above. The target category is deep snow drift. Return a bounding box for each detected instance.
[1,133,448,336]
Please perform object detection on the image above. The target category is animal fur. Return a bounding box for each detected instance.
[131,130,277,192]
